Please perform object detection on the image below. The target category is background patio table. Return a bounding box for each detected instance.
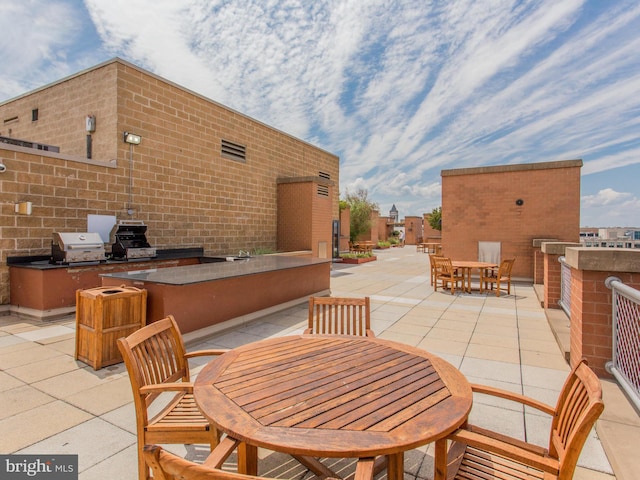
[194,334,472,480]
[451,260,498,293]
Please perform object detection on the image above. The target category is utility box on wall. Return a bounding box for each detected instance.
[75,286,147,370]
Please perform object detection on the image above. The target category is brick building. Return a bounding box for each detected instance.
[441,160,582,280]
[0,58,339,305]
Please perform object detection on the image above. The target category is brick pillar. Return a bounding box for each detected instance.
[532,239,557,284]
[541,242,580,309]
[564,247,640,378]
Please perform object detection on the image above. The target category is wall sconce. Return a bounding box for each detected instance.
[515,199,524,206]
[123,132,141,145]
[15,201,33,215]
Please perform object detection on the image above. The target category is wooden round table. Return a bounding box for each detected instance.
[194,334,472,480]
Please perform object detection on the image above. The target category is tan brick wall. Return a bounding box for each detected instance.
[441,161,581,280]
[404,216,422,245]
[0,59,339,304]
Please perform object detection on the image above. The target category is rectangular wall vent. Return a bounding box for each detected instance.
[317,184,329,197]
[319,171,331,180]
[221,139,246,163]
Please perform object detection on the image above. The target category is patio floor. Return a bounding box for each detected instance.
[1,246,637,479]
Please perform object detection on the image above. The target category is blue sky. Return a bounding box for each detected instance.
[1,0,639,227]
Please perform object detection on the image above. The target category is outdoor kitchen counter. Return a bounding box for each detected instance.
[100,255,330,285]
[7,249,204,315]
[100,255,332,335]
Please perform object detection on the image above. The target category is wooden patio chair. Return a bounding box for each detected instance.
[429,254,444,285]
[144,442,375,480]
[117,315,228,480]
[438,359,604,480]
[305,296,374,337]
[433,257,465,295]
[482,258,516,297]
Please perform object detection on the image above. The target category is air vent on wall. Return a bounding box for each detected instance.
[221,139,246,163]
[319,171,331,180]
[317,184,329,197]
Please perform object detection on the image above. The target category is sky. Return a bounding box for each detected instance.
[1,0,639,228]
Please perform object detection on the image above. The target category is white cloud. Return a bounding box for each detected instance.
[2,0,640,226]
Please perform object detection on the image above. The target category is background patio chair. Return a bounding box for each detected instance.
[305,296,374,337]
[433,257,465,295]
[482,258,515,296]
[118,315,228,480]
[428,253,444,285]
[440,359,604,480]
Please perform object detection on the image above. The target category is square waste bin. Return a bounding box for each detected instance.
[75,285,147,370]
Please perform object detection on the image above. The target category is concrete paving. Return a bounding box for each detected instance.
[0,246,637,479]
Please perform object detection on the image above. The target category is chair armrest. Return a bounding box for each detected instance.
[471,383,555,415]
[140,382,194,394]
[204,436,240,468]
[448,428,559,474]
[184,349,228,359]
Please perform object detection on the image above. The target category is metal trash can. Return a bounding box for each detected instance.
[75,285,147,370]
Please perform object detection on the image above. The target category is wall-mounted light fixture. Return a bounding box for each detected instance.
[123,132,141,145]
[515,199,524,206]
[15,201,33,215]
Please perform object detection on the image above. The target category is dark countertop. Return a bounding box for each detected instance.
[100,255,331,286]
[7,248,205,270]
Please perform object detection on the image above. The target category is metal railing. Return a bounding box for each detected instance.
[558,256,572,317]
[605,276,640,412]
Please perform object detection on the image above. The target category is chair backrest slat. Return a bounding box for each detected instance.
[307,297,371,337]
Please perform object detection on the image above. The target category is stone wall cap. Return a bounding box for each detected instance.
[441,159,582,177]
[533,238,559,247]
[541,242,581,254]
[564,247,640,272]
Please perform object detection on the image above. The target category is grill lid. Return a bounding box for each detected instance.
[51,232,106,264]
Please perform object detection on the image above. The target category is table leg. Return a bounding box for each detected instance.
[237,442,258,476]
[434,438,447,480]
[386,452,403,480]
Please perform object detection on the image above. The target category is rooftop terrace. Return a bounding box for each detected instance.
[1,246,637,479]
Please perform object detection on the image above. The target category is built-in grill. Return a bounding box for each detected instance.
[51,232,106,264]
[110,220,156,260]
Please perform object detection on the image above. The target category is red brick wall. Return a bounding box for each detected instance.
[404,216,422,245]
[544,253,563,309]
[569,270,640,377]
[441,161,581,280]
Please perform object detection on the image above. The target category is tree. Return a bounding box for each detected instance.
[428,206,442,231]
[343,189,379,242]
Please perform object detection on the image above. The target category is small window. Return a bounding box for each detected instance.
[32,109,39,121]
[221,139,246,163]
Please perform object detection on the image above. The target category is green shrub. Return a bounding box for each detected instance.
[340,252,374,259]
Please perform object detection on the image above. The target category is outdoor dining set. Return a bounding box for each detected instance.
[117,291,604,480]
[430,255,516,296]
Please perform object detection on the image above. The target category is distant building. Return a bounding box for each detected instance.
[580,228,640,249]
[389,204,399,222]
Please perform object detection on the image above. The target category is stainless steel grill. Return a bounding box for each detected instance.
[51,232,106,264]
[109,220,156,260]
